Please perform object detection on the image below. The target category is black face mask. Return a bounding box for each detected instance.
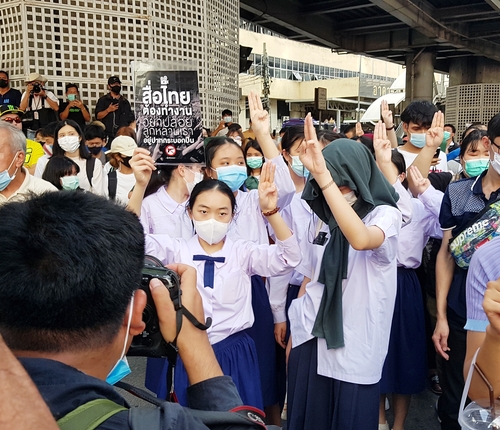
[0,79,8,88]
[121,156,132,168]
[87,146,102,155]
[111,85,121,94]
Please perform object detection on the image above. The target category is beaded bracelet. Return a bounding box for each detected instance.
[262,207,280,217]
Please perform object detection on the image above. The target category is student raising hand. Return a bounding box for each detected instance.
[258,162,278,214]
[298,113,327,179]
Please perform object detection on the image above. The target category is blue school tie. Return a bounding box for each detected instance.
[192,255,226,289]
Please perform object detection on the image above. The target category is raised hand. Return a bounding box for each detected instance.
[373,120,392,165]
[130,148,156,187]
[355,122,364,137]
[258,161,278,213]
[426,111,444,149]
[380,99,393,128]
[298,113,327,177]
[407,165,430,197]
[248,90,270,137]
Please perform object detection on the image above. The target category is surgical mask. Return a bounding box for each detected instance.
[0,79,8,89]
[410,133,426,149]
[343,190,357,206]
[290,155,309,178]
[58,136,80,153]
[193,218,229,245]
[247,156,263,169]
[67,94,77,101]
[464,158,490,178]
[106,295,134,385]
[0,152,19,192]
[184,170,204,194]
[60,175,80,191]
[491,151,500,175]
[214,165,247,192]
[223,116,232,123]
[441,131,452,152]
[231,136,242,146]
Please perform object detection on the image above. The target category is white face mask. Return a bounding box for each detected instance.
[193,218,229,245]
[343,190,357,206]
[491,150,500,175]
[184,170,204,195]
[231,136,242,146]
[58,135,80,153]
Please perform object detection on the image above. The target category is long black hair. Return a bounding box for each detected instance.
[41,156,81,190]
[243,138,264,175]
[204,136,244,171]
[52,120,90,159]
[188,179,237,215]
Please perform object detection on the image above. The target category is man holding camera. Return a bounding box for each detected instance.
[0,190,267,429]
[95,76,134,145]
[19,72,59,138]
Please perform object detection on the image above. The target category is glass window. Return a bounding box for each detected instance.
[255,54,261,65]
[269,56,274,67]
[299,62,304,72]
[319,66,324,75]
[293,61,298,71]
[286,60,292,70]
[280,69,287,79]
[314,64,319,74]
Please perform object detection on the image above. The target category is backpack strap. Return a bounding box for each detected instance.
[57,399,127,430]
[86,156,96,188]
[108,168,118,200]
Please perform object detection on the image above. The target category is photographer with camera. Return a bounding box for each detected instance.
[0,191,268,429]
[19,73,59,138]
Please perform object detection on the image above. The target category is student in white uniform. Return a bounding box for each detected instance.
[34,120,105,195]
[102,135,137,205]
[373,121,444,430]
[129,153,301,410]
[286,115,402,430]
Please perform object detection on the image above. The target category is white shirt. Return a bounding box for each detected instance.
[268,191,312,323]
[0,167,57,205]
[229,154,295,244]
[397,147,448,173]
[140,186,194,239]
[145,234,301,344]
[103,162,136,206]
[395,182,443,268]
[34,154,105,196]
[288,205,401,385]
[21,90,59,110]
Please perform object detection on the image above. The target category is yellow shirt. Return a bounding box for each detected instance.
[24,139,45,168]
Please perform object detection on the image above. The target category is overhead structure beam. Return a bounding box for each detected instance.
[302,0,377,15]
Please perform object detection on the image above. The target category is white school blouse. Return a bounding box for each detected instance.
[145,233,301,344]
[288,205,401,385]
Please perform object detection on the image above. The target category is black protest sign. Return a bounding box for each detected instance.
[135,70,204,165]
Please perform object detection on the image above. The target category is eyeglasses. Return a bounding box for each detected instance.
[2,117,22,124]
[491,140,500,152]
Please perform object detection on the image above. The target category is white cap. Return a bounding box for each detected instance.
[105,136,137,157]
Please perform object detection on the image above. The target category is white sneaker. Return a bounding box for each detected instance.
[378,422,390,430]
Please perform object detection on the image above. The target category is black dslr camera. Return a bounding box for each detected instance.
[32,83,42,94]
[128,256,180,360]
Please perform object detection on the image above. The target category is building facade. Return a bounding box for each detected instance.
[0,0,239,127]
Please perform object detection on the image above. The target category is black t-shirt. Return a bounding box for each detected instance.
[94,93,134,142]
[0,88,22,106]
[59,101,89,130]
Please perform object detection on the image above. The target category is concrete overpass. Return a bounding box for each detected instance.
[240,0,500,100]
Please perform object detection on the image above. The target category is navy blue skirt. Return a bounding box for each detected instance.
[246,275,278,408]
[287,338,380,430]
[380,267,427,395]
[175,331,263,409]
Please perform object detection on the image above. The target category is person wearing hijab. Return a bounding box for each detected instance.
[286,114,402,430]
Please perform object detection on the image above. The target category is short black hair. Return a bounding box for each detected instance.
[65,83,79,92]
[53,120,91,160]
[316,130,345,147]
[221,109,232,117]
[444,124,456,134]
[42,121,59,138]
[391,149,406,175]
[0,192,145,352]
[488,113,500,144]
[460,129,488,159]
[0,70,9,78]
[341,124,356,135]
[357,135,374,155]
[281,125,304,154]
[204,136,244,171]
[400,101,437,128]
[227,123,242,133]
[84,124,107,141]
[42,156,81,190]
[189,179,236,215]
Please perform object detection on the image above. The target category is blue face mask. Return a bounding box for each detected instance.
[214,165,247,192]
[290,155,309,178]
[410,133,426,149]
[106,295,134,385]
[60,175,80,191]
[0,152,19,192]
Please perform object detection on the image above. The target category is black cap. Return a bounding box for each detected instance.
[108,76,121,85]
[0,104,23,118]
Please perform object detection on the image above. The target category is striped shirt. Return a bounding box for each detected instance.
[465,237,500,332]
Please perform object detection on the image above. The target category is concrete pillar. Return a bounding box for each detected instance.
[404,50,436,104]
[450,57,500,86]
